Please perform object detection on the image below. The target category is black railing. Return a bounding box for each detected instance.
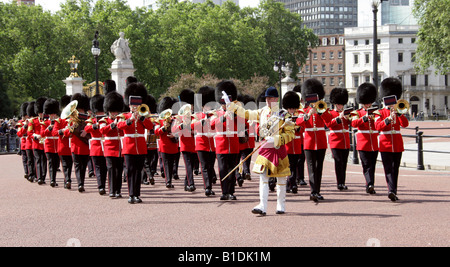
[350,126,450,170]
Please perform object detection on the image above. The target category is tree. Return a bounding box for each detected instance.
[413,0,450,74]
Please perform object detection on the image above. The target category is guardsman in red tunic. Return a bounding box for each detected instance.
[53,95,73,189]
[85,95,107,195]
[283,91,303,194]
[24,102,37,183]
[296,79,332,202]
[63,93,91,193]
[42,99,60,187]
[16,102,30,180]
[154,97,179,189]
[99,92,125,198]
[29,97,48,185]
[375,78,409,202]
[325,88,351,191]
[142,94,158,186]
[351,83,379,195]
[117,83,154,204]
[192,86,218,196]
[210,80,240,201]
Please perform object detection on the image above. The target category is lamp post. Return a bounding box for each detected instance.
[373,0,388,102]
[273,56,286,109]
[91,31,101,95]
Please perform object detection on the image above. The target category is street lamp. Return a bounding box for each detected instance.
[372,0,388,101]
[91,31,101,95]
[273,57,286,109]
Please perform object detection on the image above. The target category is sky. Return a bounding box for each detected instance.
[0,0,261,12]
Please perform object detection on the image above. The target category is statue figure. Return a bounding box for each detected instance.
[111,32,131,61]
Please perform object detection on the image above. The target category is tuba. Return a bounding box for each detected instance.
[394,99,410,115]
[61,100,80,127]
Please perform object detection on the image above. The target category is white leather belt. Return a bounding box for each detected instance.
[330,129,348,133]
[305,127,325,132]
[215,131,238,136]
[90,137,103,141]
[124,134,146,138]
[358,130,378,134]
[195,133,215,137]
[46,137,59,140]
[104,136,121,140]
[379,130,400,135]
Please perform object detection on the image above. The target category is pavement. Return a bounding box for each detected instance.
[1,141,450,248]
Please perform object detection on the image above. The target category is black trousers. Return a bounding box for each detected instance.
[358,150,378,187]
[160,152,177,185]
[72,153,89,187]
[21,150,29,178]
[106,156,123,195]
[331,148,350,185]
[46,152,60,183]
[26,149,36,180]
[182,151,196,187]
[87,156,94,175]
[216,153,239,195]
[197,151,216,190]
[60,155,73,184]
[304,149,326,194]
[92,156,107,190]
[287,154,301,190]
[380,152,402,194]
[143,149,158,180]
[124,154,145,197]
[34,149,47,181]
[236,148,252,180]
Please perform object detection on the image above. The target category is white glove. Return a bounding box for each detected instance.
[265,136,274,144]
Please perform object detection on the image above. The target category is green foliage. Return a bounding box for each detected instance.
[413,0,450,74]
[0,0,317,116]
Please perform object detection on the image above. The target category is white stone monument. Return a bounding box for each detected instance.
[281,65,296,98]
[109,32,136,95]
[63,55,85,95]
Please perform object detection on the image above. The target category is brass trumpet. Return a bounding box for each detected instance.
[394,99,410,115]
[138,104,150,118]
[312,100,328,113]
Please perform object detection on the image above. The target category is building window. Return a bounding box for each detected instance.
[354,40,358,46]
[330,77,335,86]
[411,38,416,44]
[338,64,343,72]
[365,54,370,64]
[322,38,328,46]
[425,75,429,86]
[365,39,370,45]
[411,52,416,62]
[313,65,318,73]
[313,53,317,60]
[330,37,336,45]
[338,51,343,59]
[398,52,403,62]
[321,52,326,60]
[322,78,326,85]
[411,75,417,86]
[354,54,359,64]
[353,76,359,88]
[330,51,334,59]
[330,64,334,72]
[339,37,344,45]
[398,38,403,44]
[321,64,326,72]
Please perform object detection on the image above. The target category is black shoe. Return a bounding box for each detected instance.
[220,194,229,200]
[276,210,285,215]
[78,186,85,193]
[143,179,150,185]
[194,169,199,175]
[299,179,307,186]
[115,193,122,198]
[89,172,95,178]
[205,189,212,196]
[310,193,319,202]
[244,173,251,181]
[173,174,179,180]
[366,185,376,194]
[99,188,106,195]
[109,193,115,198]
[149,177,155,185]
[337,184,348,191]
[134,196,143,203]
[291,187,298,194]
[50,181,58,187]
[237,178,244,187]
[251,208,266,216]
[128,196,135,204]
[38,179,45,185]
[388,192,399,202]
[166,183,174,189]
[65,182,71,190]
[228,194,237,200]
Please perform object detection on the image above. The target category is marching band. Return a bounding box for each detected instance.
[15,77,409,213]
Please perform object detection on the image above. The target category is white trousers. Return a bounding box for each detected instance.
[253,170,287,213]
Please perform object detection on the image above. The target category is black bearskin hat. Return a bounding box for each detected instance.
[20,102,29,118]
[282,91,301,109]
[60,95,72,110]
[27,101,36,117]
[90,94,105,114]
[71,93,90,112]
[256,89,266,108]
[380,77,402,100]
[292,85,301,93]
[179,89,195,105]
[124,82,148,106]
[356,83,378,104]
[215,80,238,103]
[104,92,124,113]
[34,97,47,114]
[44,98,60,115]
[144,94,157,114]
[238,94,257,110]
[158,96,176,114]
[301,78,325,100]
[103,80,116,95]
[126,76,138,87]
[197,86,215,107]
[330,88,349,105]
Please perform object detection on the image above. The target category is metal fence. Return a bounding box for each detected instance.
[0,134,20,154]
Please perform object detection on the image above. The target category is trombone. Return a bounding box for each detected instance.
[394,99,410,115]
[311,100,328,114]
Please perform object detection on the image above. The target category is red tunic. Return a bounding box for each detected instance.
[351,108,379,152]
[210,110,240,154]
[52,118,71,156]
[42,119,58,154]
[155,119,179,154]
[98,117,123,158]
[374,108,409,153]
[30,117,45,151]
[117,112,154,155]
[295,107,331,150]
[84,118,104,157]
[324,109,351,150]
[192,113,216,152]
